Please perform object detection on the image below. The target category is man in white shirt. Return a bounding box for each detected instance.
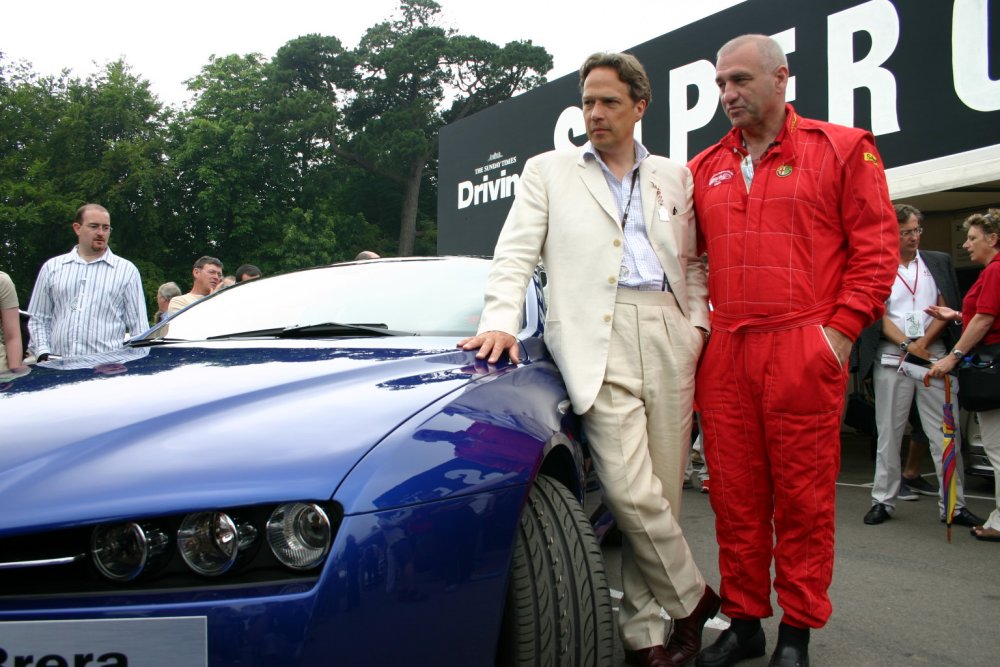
[861,204,984,527]
[168,256,224,315]
[27,204,147,360]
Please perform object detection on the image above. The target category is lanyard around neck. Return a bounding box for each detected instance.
[896,257,919,297]
[621,169,640,229]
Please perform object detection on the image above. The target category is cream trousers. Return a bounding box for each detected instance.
[582,289,705,650]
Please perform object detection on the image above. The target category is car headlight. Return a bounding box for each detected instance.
[91,522,169,582]
[266,502,331,570]
[177,511,257,576]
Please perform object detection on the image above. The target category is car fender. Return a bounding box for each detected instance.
[334,355,583,515]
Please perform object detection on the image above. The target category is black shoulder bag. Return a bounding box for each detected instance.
[958,343,1000,412]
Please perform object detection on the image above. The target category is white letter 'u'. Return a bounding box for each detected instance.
[953,0,1000,112]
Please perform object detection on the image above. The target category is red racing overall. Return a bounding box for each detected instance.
[689,105,898,629]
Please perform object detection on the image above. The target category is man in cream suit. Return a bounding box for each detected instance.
[460,52,718,667]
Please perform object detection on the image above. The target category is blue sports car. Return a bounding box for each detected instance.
[0,257,614,667]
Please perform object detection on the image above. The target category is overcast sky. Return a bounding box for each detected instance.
[2,0,746,107]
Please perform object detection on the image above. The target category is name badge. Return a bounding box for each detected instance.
[903,311,925,338]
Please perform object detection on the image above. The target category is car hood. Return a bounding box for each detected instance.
[0,340,483,532]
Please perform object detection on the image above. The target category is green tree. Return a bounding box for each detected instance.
[55,61,171,275]
[331,0,551,255]
[0,58,69,301]
[168,53,276,271]
[2,5,553,308]
[168,42,383,276]
[0,56,170,305]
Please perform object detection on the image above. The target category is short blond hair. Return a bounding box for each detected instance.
[964,208,1000,245]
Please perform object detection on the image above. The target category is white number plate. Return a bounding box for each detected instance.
[0,617,207,666]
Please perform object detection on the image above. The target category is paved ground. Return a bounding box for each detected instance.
[601,431,999,667]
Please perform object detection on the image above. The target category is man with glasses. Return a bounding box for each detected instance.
[27,203,147,360]
[859,204,984,528]
[168,256,224,315]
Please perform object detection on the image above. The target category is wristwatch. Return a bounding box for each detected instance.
[951,348,964,360]
[898,340,910,352]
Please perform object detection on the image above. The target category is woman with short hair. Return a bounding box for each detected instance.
[153,281,182,325]
[927,209,1000,541]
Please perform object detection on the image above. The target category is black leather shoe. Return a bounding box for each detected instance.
[863,503,891,525]
[945,507,986,528]
[696,627,765,667]
[767,643,809,667]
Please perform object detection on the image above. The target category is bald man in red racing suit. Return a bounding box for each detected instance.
[688,34,898,667]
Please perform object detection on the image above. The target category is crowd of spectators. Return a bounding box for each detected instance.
[0,204,275,368]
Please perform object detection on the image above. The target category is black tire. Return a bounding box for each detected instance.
[496,474,615,667]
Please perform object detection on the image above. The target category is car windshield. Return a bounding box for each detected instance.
[136,258,497,342]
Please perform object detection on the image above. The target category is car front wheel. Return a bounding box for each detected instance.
[496,474,615,666]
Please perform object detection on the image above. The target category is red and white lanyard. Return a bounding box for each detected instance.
[896,257,919,307]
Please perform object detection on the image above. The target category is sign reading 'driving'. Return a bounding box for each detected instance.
[438,0,1000,255]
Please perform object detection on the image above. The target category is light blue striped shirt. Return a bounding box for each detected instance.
[584,141,670,291]
[27,246,148,357]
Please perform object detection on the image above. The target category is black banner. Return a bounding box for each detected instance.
[438,0,1000,255]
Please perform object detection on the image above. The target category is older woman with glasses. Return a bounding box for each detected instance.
[927,209,1000,541]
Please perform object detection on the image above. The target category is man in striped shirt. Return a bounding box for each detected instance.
[27,204,148,361]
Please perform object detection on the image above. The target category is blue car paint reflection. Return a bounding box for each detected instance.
[0,258,590,667]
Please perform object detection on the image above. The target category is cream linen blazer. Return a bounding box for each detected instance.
[478,148,709,415]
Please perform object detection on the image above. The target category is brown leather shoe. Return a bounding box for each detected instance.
[624,644,675,667]
[663,585,722,666]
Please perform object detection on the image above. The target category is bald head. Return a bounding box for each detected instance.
[717,34,788,73]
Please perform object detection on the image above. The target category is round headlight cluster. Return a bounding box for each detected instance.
[266,502,331,570]
[91,522,169,582]
[178,511,258,576]
[91,502,332,582]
